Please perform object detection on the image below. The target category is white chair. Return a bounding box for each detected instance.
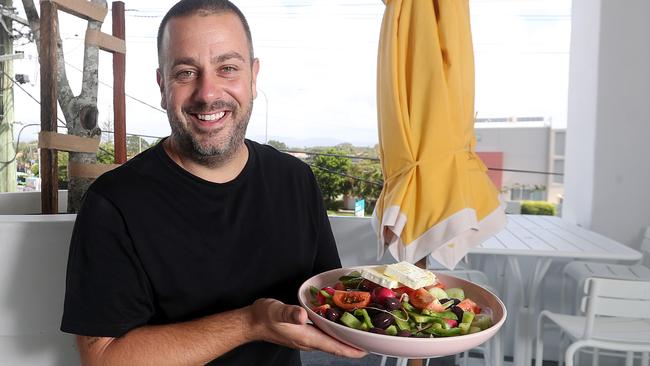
[382,269,502,366]
[535,277,650,366]
[561,227,650,313]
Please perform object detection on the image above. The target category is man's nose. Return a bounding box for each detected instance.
[193,73,222,104]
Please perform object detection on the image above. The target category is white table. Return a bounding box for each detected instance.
[471,215,643,366]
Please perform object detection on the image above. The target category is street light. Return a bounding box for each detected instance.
[257,88,269,144]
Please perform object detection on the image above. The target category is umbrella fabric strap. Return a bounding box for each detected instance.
[383,149,487,185]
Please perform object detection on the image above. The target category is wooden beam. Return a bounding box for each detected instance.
[85,29,126,54]
[38,131,100,153]
[112,1,126,164]
[40,1,59,214]
[68,162,120,179]
[49,0,107,22]
[0,53,24,62]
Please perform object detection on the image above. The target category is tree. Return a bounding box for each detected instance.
[348,160,383,214]
[311,148,351,210]
[267,139,287,151]
[97,142,115,164]
[126,135,150,157]
[22,0,106,212]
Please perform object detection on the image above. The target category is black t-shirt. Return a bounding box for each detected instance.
[60,139,341,365]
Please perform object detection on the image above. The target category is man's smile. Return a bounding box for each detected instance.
[195,111,226,121]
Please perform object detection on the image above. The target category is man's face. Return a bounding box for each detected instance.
[157,12,259,164]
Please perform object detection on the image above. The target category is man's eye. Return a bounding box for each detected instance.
[176,70,195,79]
[221,66,237,73]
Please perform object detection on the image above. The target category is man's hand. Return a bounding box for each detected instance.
[246,298,367,358]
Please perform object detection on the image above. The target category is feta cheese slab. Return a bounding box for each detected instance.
[360,266,400,289]
[384,261,437,289]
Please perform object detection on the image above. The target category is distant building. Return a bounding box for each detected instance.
[474,118,565,204]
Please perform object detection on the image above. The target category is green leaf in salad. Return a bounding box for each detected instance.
[338,272,364,288]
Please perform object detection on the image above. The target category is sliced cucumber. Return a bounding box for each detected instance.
[445,287,465,300]
[340,312,363,330]
[428,287,449,300]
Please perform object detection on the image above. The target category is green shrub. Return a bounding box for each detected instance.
[521,201,556,216]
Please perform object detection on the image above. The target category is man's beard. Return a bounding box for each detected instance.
[168,98,252,167]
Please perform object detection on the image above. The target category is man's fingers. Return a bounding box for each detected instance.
[301,325,367,358]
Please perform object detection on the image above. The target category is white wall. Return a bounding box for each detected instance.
[564,0,650,246]
[0,191,68,215]
[0,215,78,365]
[475,124,550,190]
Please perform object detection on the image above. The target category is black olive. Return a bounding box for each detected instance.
[325,308,341,323]
[372,312,395,329]
[366,303,385,316]
[397,330,412,337]
[384,297,402,311]
[450,305,464,321]
[369,327,386,335]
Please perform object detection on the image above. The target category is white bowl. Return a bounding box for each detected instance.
[298,266,507,358]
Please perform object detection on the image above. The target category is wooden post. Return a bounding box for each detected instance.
[112,1,126,163]
[40,1,59,214]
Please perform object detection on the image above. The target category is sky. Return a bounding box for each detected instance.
[11,0,572,147]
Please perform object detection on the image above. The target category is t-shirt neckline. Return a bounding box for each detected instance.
[154,137,255,187]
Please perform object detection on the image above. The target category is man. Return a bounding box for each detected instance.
[60,0,366,364]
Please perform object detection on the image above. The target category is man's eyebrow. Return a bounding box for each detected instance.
[171,57,199,68]
[212,52,246,64]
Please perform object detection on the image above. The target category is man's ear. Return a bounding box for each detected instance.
[156,68,167,110]
[251,58,260,99]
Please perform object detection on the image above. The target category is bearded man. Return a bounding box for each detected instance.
[60,1,365,364]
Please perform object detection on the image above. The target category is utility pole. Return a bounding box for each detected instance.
[0,0,16,192]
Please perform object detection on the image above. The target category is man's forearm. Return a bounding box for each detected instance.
[79,306,254,366]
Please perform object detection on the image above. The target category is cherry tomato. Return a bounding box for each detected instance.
[393,286,415,298]
[425,281,447,290]
[444,319,458,328]
[332,290,371,311]
[409,288,434,309]
[312,304,330,317]
[410,288,446,312]
[458,298,481,314]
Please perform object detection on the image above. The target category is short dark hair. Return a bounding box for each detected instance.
[157,0,254,66]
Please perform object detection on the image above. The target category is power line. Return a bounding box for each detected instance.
[63,62,167,114]
[305,162,383,188]
[283,149,564,176]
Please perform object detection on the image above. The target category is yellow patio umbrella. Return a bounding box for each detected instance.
[373,0,506,269]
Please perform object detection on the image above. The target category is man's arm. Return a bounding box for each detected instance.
[77,298,366,366]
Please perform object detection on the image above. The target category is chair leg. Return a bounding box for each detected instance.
[641,352,649,366]
[491,332,503,366]
[560,273,569,314]
[625,351,634,366]
[565,341,587,366]
[592,348,599,366]
[557,332,565,366]
[534,312,546,366]
[379,356,388,366]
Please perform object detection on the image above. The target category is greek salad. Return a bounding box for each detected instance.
[308,265,493,338]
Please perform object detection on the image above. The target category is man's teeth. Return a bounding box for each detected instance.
[196,111,226,121]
